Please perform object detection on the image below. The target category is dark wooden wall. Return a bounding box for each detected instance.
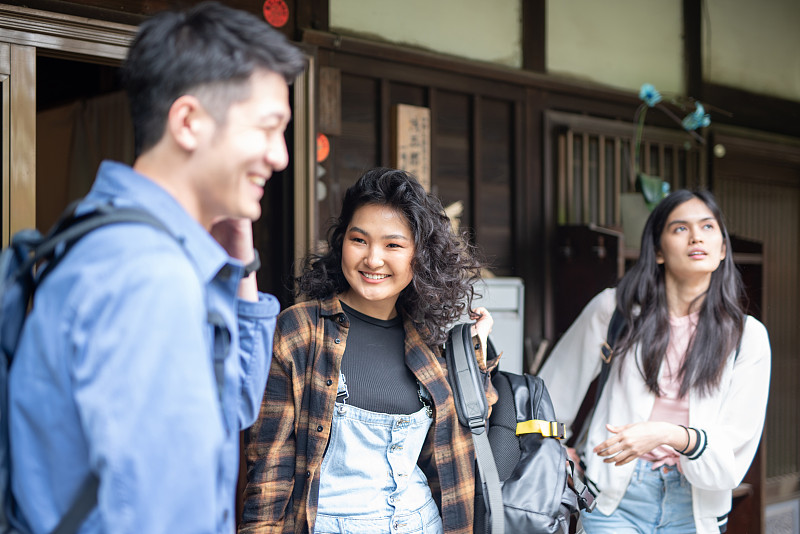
[311,33,526,279]
[19,0,800,350]
[303,30,658,358]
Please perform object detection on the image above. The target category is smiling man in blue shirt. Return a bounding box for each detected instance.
[7,3,305,533]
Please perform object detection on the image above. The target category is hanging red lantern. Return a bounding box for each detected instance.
[316,133,330,163]
[263,0,289,28]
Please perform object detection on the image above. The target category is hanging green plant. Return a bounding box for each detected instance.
[633,83,712,210]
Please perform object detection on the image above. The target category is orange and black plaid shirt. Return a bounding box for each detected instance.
[239,297,498,534]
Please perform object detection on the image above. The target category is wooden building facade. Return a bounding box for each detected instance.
[2,1,800,531]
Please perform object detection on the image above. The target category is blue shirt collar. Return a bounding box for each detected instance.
[85,160,230,284]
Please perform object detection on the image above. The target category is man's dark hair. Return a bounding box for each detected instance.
[121,1,305,156]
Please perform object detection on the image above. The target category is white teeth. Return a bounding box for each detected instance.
[248,175,266,187]
[363,272,388,280]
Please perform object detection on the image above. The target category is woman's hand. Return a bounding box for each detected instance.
[470,306,493,355]
[593,422,689,466]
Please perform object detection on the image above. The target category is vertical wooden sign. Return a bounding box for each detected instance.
[392,104,431,192]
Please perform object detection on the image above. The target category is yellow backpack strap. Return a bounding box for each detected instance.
[516,419,566,439]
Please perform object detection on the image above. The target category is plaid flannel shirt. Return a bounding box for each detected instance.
[240,296,498,534]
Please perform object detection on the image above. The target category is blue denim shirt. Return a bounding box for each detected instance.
[8,161,278,534]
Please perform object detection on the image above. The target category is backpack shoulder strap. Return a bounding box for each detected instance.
[569,307,625,454]
[49,475,100,534]
[35,204,172,289]
[445,324,504,534]
[593,308,626,407]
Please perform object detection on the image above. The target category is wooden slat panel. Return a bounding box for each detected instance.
[671,145,679,191]
[550,111,705,230]
[323,73,378,230]
[479,98,513,275]
[598,135,606,224]
[582,132,590,222]
[716,154,800,482]
[628,138,637,189]
[614,137,621,225]
[558,133,566,224]
[380,80,390,165]
[566,130,574,223]
[433,90,470,224]
[471,95,481,238]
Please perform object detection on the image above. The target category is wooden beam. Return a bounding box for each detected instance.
[683,0,702,98]
[471,95,482,237]
[705,83,800,139]
[522,0,545,72]
[294,0,328,35]
[302,29,637,106]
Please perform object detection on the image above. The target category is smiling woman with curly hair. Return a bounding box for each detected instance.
[240,168,498,534]
[296,167,483,346]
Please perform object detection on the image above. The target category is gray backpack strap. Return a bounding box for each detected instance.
[50,474,100,534]
[571,308,625,450]
[206,311,230,404]
[594,308,626,407]
[446,324,504,534]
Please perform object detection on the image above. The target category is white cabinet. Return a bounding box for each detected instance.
[470,277,524,374]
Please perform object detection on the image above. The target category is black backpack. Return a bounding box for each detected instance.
[0,201,173,534]
[445,324,593,534]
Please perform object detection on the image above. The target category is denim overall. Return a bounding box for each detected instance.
[314,372,443,534]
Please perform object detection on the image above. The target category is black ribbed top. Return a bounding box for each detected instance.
[339,301,423,415]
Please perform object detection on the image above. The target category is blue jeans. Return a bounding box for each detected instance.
[581,460,695,533]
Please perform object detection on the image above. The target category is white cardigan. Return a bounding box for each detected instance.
[538,289,771,534]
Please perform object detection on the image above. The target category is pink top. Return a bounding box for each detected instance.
[641,311,698,467]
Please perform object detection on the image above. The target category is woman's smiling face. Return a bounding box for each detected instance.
[339,203,416,320]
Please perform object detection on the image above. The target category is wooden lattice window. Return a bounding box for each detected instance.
[546,110,707,229]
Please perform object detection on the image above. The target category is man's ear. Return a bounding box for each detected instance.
[166,95,209,152]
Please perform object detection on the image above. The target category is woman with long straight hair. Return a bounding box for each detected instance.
[239,168,497,534]
[539,189,770,533]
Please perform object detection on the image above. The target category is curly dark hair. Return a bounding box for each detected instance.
[296,168,483,347]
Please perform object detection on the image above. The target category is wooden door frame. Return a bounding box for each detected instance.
[0,5,134,243]
[0,4,315,257]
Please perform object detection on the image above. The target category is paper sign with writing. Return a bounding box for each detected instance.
[392,104,431,192]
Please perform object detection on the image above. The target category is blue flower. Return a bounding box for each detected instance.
[681,102,711,131]
[639,83,662,107]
